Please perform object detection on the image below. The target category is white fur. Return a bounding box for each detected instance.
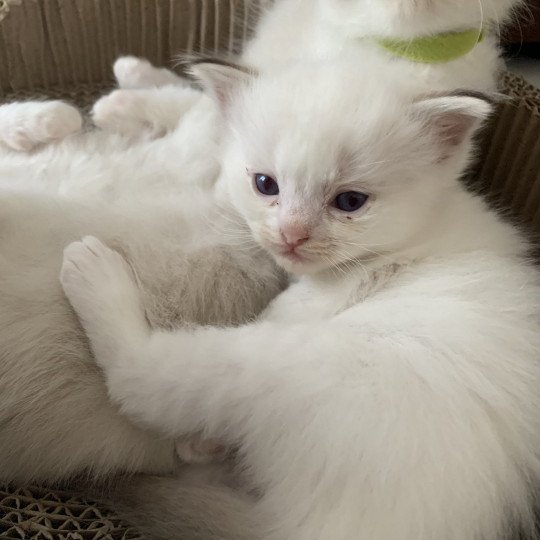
[0,0,530,529]
[0,81,284,484]
[91,85,202,137]
[91,56,197,136]
[113,56,186,89]
[0,100,82,151]
[62,63,540,539]
[244,0,522,92]
[0,89,218,200]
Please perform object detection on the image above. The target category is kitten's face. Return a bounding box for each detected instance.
[194,62,490,275]
[224,100,425,275]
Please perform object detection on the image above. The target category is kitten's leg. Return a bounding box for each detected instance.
[59,235,288,438]
[175,435,229,464]
[59,236,354,447]
[93,56,198,136]
[0,101,82,151]
[60,236,149,361]
[91,86,202,136]
[60,237,227,464]
[113,56,187,89]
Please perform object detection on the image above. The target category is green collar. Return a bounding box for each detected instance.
[376,28,484,64]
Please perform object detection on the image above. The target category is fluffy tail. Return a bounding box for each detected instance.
[99,474,261,540]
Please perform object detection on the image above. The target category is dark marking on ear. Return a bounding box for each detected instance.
[446,89,498,104]
[189,57,254,73]
[414,89,505,107]
[174,54,257,82]
[450,90,514,109]
[183,57,256,111]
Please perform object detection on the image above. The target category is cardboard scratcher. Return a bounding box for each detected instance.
[467,71,540,237]
[0,484,138,539]
[0,1,539,539]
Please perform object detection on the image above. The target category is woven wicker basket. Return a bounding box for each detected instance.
[0,1,539,538]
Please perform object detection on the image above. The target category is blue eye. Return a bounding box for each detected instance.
[334,191,369,212]
[254,174,279,196]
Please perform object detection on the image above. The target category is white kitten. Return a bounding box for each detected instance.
[61,60,540,539]
[246,0,521,92]
[0,81,284,485]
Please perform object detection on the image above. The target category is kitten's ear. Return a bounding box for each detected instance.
[187,59,255,112]
[411,91,494,160]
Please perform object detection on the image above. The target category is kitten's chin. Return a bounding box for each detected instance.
[272,252,329,276]
[255,236,330,275]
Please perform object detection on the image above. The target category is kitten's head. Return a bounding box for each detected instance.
[318,0,522,37]
[191,60,492,275]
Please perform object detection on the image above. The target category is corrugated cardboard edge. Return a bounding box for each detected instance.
[468,71,540,237]
[0,484,139,539]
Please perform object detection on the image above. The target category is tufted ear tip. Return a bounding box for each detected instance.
[185,58,256,111]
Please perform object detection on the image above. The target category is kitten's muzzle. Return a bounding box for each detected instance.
[280,223,310,250]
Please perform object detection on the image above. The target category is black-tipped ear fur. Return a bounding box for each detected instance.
[181,57,256,111]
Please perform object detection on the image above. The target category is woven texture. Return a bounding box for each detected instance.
[0,485,139,540]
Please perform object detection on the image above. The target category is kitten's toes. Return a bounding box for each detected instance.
[60,236,144,326]
[114,55,183,89]
[114,56,154,88]
[0,101,82,151]
[92,90,150,135]
[175,437,230,465]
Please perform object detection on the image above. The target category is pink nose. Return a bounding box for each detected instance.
[280,224,310,248]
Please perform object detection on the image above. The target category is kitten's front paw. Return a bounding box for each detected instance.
[114,56,184,89]
[92,90,150,136]
[0,101,82,151]
[60,236,146,345]
[175,436,229,465]
[114,56,156,88]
